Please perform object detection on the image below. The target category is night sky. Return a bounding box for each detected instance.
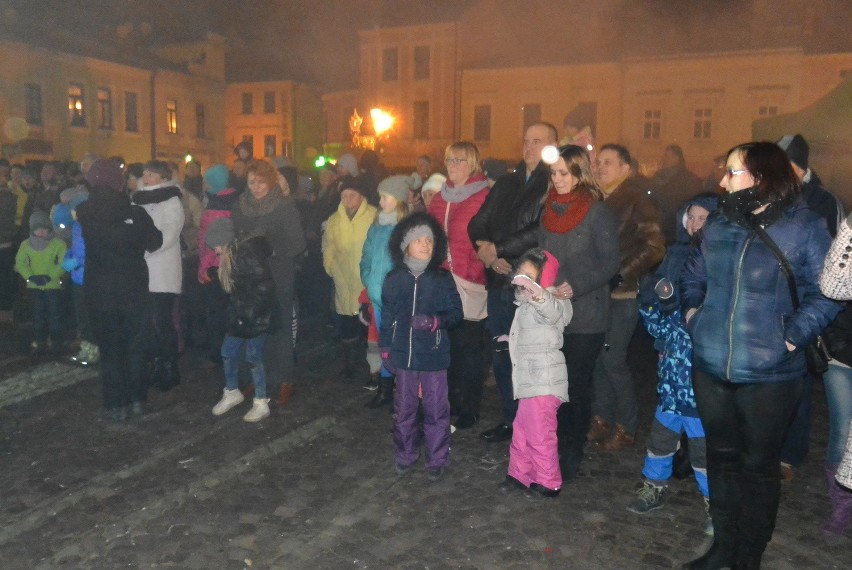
[2,0,850,92]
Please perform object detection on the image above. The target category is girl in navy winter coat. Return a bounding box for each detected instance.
[380,212,463,480]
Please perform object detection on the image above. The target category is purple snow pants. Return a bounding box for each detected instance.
[394,368,451,470]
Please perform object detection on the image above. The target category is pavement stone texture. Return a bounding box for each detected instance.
[0,322,849,569]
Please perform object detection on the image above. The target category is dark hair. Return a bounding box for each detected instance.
[143,160,171,180]
[515,247,547,280]
[665,144,685,165]
[549,144,602,200]
[126,163,144,179]
[600,143,632,167]
[728,141,800,202]
[417,155,432,165]
[277,165,298,195]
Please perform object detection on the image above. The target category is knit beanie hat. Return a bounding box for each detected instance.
[377,175,411,204]
[86,158,125,192]
[204,164,230,195]
[421,173,447,194]
[29,210,52,234]
[205,217,235,249]
[400,224,434,253]
[540,250,560,288]
[337,153,359,177]
[51,203,74,229]
[482,159,508,182]
[777,134,809,171]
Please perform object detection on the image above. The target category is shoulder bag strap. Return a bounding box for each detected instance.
[750,223,800,310]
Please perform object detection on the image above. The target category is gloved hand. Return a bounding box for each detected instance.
[511,273,543,301]
[411,314,439,332]
[62,258,78,272]
[380,348,397,375]
[28,275,50,286]
[608,273,623,291]
[637,274,657,308]
[655,277,678,313]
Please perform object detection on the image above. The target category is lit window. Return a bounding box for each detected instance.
[166,99,178,134]
[693,108,712,139]
[97,88,113,129]
[68,84,86,127]
[757,105,778,117]
[643,109,661,140]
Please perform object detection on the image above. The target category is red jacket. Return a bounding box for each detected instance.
[427,175,489,285]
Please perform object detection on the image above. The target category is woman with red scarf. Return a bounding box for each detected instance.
[538,144,620,480]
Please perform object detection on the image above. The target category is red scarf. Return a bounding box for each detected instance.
[541,187,592,234]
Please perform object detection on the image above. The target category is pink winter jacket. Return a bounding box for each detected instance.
[198,209,232,283]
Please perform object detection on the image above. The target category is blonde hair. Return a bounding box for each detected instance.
[443,141,482,176]
[374,197,409,225]
[217,244,235,293]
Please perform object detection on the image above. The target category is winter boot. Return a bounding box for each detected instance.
[586,416,611,443]
[212,388,244,416]
[243,398,270,422]
[366,377,394,409]
[824,463,852,539]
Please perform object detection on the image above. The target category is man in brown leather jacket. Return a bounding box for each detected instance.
[588,143,665,451]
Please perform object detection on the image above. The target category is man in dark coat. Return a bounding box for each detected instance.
[468,122,558,443]
[650,144,704,244]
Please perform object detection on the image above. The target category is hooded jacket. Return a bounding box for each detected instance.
[323,198,377,315]
[681,197,840,383]
[379,213,463,371]
[77,188,162,309]
[132,183,185,294]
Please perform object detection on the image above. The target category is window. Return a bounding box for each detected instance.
[166,99,178,134]
[473,105,491,142]
[522,104,541,132]
[24,83,42,125]
[282,140,292,158]
[693,108,712,139]
[68,84,86,127]
[97,88,113,129]
[125,92,139,132]
[196,103,206,138]
[642,109,661,140]
[382,48,399,81]
[413,101,429,139]
[241,92,253,114]
[264,135,276,157]
[241,135,254,156]
[757,105,778,117]
[413,46,430,80]
[263,91,276,114]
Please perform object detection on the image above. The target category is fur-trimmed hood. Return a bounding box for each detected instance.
[389,211,448,271]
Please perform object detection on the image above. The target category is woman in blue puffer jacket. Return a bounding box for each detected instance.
[679,142,840,569]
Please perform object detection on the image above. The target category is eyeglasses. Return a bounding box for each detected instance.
[725,168,748,178]
[445,158,468,166]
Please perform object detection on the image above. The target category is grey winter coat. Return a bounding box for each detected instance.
[509,288,572,402]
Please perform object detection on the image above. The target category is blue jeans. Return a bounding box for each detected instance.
[485,287,518,424]
[824,361,852,465]
[222,334,268,399]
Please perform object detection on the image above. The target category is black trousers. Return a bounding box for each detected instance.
[92,302,150,409]
[692,369,803,555]
[448,319,485,419]
[149,292,178,361]
[557,332,605,463]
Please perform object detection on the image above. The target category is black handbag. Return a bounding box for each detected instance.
[750,223,830,374]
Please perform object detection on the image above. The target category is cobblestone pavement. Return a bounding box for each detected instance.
[0,322,849,569]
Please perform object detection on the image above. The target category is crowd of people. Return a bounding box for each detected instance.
[1,123,851,568]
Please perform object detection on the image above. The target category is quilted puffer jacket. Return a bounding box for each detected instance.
[681,198,840,383]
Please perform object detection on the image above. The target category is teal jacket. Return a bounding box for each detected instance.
[359,222,396,310]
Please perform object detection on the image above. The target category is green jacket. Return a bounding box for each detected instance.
[15,238,67,290]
